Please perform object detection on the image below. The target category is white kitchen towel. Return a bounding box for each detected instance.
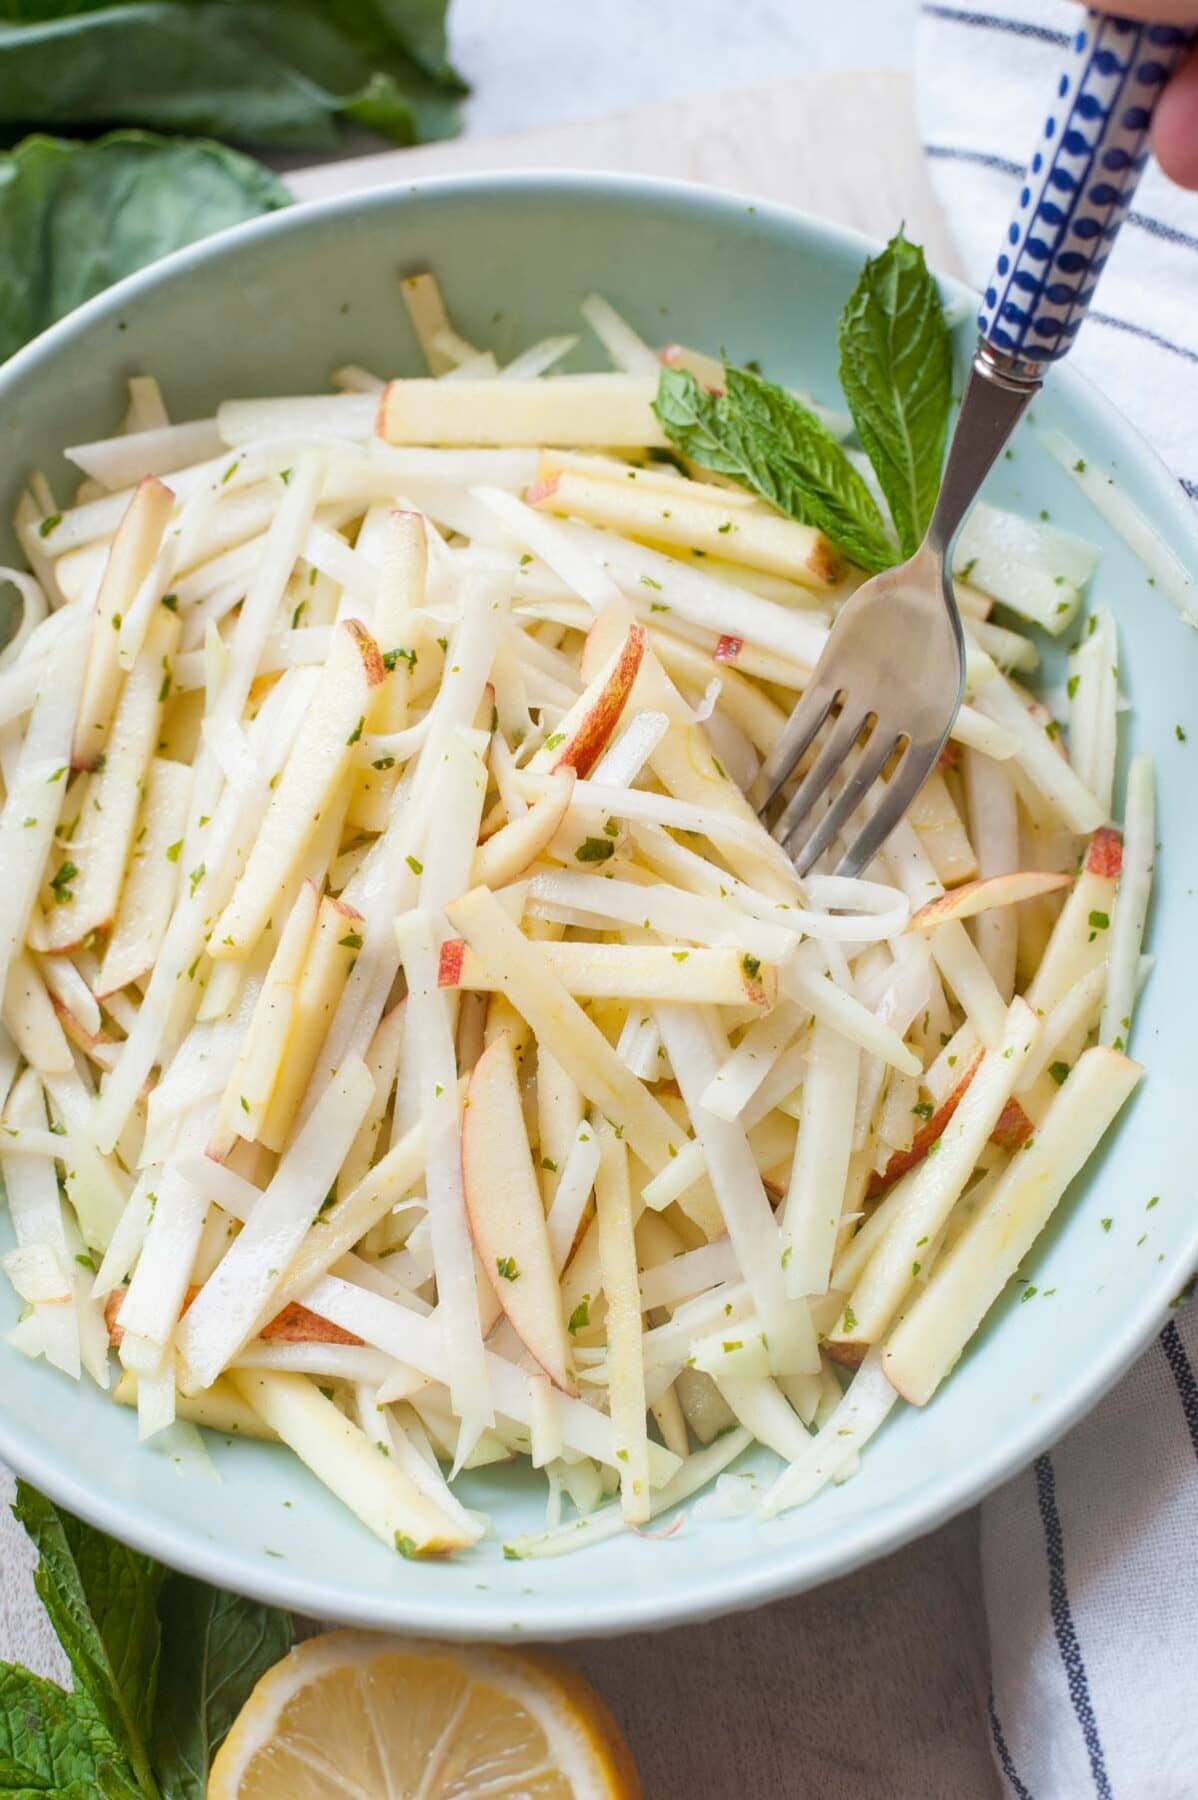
[918,7,1198,1797]
[918,0,1198,492]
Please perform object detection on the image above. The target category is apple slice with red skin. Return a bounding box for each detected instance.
[867,1052,984,1201]
[991,1095,1035,1153]
[462,1031,576,1394]
[865,1053,1035,1204]
[1086,825,1122,880]
[542,623,647,778]
[105,1287,362,1350]
[906,869,1072,933]
[869,825,1125,1200]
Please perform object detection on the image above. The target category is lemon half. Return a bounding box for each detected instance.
[208,1628,641,1799]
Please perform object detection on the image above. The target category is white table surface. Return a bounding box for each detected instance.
[0,6,1003,1793]
[447,0,919,137]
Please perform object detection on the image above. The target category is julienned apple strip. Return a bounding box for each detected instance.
[525,620,646,777]
[781,1013,859,1299]
[71,475,175,769]
[0,614,90,1010]
[525,867,799,967]
[925,918,1008,1049]
[3,953,73,1076]
[394,908,493,1456]
[445,885,683,1173]
[883,1046,1142,1404]
[208,881,319,1160]
[530,466,846,590]
[176,1058,373,1392]
[0,1069,81,1380]
[830,998,1039,1350]
[94,757,192,998]
[116,1161,211,1360]
[564,515,840,654]
[440,938,778,1009]
[462,1032,575,1396]
[51,612,184,959]
[472,771,575,887]
[593,1122,652,1523]
[209,618,384,959]
[337,1001,406,1201]
[41,1066,129,1251]
[112,1366,273,1439]
[647,625,788,755]
[1100,754,1153,1052]
[227,1368,476,1556]
[257,894,362,1152]
[975,667,1104,835]
[545,1121,602,1275]
[377,375,671,449]
[905,868,1071,932]
[398,270,471,374]
[535,448,757,507]
[1025,825,1122,1015]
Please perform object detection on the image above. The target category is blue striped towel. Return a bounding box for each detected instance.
[918,7,1198,1795]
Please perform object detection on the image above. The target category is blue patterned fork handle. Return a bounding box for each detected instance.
[977,10,1195,379]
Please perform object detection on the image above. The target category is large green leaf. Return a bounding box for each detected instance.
[150,1576,294,1800]
[0,1,465,149]
[0,131,291,361]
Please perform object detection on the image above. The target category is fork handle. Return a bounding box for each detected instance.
[977,11,1194,375]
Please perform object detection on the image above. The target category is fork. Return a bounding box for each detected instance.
[757,10,1194,879]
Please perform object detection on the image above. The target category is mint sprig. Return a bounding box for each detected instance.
[652,229,953,572]
[837,231,954,557]
[1,1482,293,1800]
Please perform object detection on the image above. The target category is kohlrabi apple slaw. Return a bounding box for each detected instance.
[0,265,1151,1560]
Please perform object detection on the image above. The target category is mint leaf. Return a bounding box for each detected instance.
[12,1483,162,1800]
[653,365,894,572]
[0,1661,117,1799]
[837,229,952,557]
[150,1576,293,1800]
[650,366,746,477]
[722,364,894,568]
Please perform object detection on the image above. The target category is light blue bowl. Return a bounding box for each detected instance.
[1,174,1195,1642]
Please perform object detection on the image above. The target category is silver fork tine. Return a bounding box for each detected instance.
[785,727,902,876]
[754,678,840,814]
[834,746,927,879]
[769,705,870,848]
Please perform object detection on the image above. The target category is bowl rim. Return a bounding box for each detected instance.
[1,166,1196,1641]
